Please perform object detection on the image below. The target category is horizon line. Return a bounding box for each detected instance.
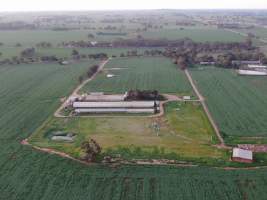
[1,8,267,13]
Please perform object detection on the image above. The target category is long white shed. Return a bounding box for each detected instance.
[247,65,267,69]
[237,70,267,76]
[75,108,155,114]
[73,101,156,108]
[83,94,126,102]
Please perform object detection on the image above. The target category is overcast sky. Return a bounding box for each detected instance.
[1,0,267,11]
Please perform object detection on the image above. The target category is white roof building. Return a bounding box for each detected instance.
[232,60,261,65]
[84,94,126,102]
[183,96,191,100]
[237,70,267,76]
[107,74,115,78]
[232,148,253,163]
[247,65,267,69]
[73,101,156,108]
[200,62,216,65]
[75,108,155,114]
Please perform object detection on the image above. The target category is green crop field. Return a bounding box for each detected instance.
[142,28,246,42]
[1,60,267,199]
[238,27,267,40]
[0,30,131,46]
[82,57,193,95]
[190,67,267,143]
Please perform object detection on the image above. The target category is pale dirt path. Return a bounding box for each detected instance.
[21,139,92,165]
[148,94,181,118]
[54,59,110,117]
[22,138,267,169]
[185,69,226,147]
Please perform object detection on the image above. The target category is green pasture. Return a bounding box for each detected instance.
[142,28,246,42]
[0,30,131,46]
[82,57,193,95]
[190,66,267,143]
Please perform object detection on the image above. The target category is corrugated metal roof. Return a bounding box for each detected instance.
[237,70,267,76]
[73,101,155,108]
[233,148,253,160]
[84,94,125,102]
[75,108,155,113]
[248,65,267,69]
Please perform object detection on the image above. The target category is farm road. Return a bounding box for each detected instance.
[185,69,226,147]
[54,58,110,117]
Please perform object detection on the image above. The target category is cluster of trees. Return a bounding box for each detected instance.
[170,49,267,69]
[126,90,163,101]
[20,48,36,58]
[78,64,100,84]
[0,47,109,66]
[88,33,95,39]
[118,49,163,58]
[0,21,35,30]
[87,65,99,78]
[161,38,263,69]
[175,21,196,26]
[59,40,111,48]
[96,32,127,36]
[59,38,255,50]
[100,18,124,23]
[36,42,53,48]
[0,57,38,65]
[71,49,108,60]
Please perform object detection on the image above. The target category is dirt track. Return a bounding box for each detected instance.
[185,69,226,147]
[54,59,110,117]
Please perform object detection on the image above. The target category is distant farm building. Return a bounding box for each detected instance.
[237,69,267,76]
[200,62,216,65]
[106,74,115,78]
[73,101,159,114]
[232,60,261,65]
[60,61,69,65]
[80,93,127,102]
[183,96,191,100]
[232,148,253,163]
[90,41,98,46]
[247,65,267,69]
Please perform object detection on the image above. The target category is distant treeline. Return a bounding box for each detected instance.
[96,32,127,36]
[59,38,254,49]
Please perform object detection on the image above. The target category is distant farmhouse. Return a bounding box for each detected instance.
[232,60,261,65]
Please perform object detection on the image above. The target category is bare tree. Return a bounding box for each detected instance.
[81,139,101,162]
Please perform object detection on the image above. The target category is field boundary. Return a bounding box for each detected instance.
[185,69,226,147]
[227,29,267,43]
[22,138,267,169]
[54,58,110,117]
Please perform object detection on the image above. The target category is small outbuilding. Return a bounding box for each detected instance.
[60,61,69,65]
[106,74,115,78]
[183,96,191,100]
[232,148,253,163]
